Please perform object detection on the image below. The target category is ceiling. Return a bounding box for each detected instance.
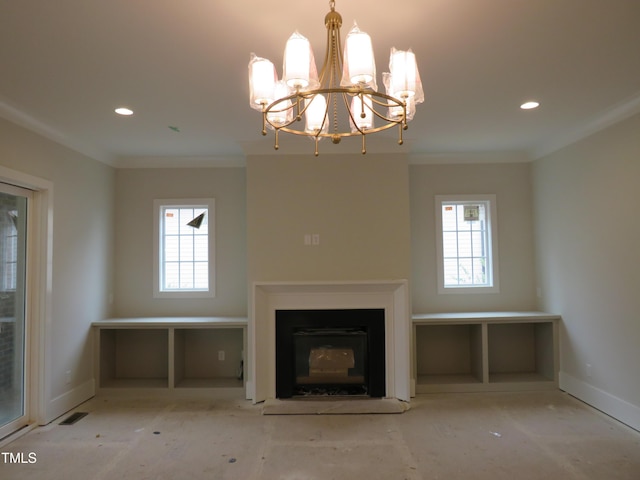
[1,0,639,167]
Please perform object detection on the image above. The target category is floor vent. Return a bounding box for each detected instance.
[59,412,88,425]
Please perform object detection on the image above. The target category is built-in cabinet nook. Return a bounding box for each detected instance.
[93,308,560,400]
[93,318,247,391]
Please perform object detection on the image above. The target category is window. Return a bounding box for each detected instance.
[0,209,18,291]
[153,198,215,298]
[435,195,499,294]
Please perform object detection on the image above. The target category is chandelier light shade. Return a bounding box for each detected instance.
[305,95,329,134]
[341,23,376,89]
[266,81,293,127]
[389,48,424,102]
[248,0,424,155]
[284,32,319,89]
[249,55,277,108]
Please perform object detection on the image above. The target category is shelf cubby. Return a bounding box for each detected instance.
[488,322,556,384]
[174,327,244,389]
[415,324,484,391]
[413,312,559,394]
[99,328,169,388]
[93,317,247,393]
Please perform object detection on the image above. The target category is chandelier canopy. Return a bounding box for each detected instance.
[248,0,424,156]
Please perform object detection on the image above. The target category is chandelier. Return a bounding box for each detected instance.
[248,0,423,156]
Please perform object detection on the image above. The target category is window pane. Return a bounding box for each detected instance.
[456,205,466,226]
[165,235,179,262]
[194,236,208,261]
[180,262,194,289]
[472,258,487,285]
[471,205,486,230]
[471,231,484,257]
[442,205,457,230]
[179,208,194,235]
[458,232,472,257]
[164,262,179,290]
[443,259,459,286]
[180,236,194,261]
[194,208,208,231]
[457,258,473,284]
[164,209,180,235]
[194,262,208,289]
[442,232,458,258]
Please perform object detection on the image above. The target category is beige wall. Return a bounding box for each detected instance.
[0,117,115,422]
[246,154,411,283]
[113,167,247,317]
[410,161,537,313]
[2,104,637,430]
[532,112,640,430]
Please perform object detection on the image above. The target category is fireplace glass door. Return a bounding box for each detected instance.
[276,309,385,398]
[294,327,368,395]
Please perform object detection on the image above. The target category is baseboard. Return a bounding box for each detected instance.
[559,371,640,432]
[44,379,95,425]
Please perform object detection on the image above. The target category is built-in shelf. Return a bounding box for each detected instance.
[93,317,247,393]
[412,312,560,393]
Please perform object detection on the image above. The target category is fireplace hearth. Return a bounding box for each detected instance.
[276,309,386,398]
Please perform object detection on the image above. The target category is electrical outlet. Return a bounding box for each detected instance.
[65,370,71,384]
[586,363,593,378]
[218,350,225,361]
[312,233,320,245]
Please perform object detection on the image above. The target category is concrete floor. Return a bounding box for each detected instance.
[1,390,638,479]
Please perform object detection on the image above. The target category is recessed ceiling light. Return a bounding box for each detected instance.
[115,107,134,116]
[520,101,540,110]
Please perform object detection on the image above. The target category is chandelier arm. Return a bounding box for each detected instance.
[263,92,313,131]
[294,94,303,122]
[369,107,405,125]
[317,93,331,137]
[276,119,401,138]
[261,107,268,135]
[267,89,405,136]
[343,91,366,136]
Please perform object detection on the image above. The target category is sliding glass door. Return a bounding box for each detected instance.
[0,183,30,439]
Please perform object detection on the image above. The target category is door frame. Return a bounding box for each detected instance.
[0,166,52,436]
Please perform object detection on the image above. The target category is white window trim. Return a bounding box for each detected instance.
[435,194,500,294]
[153,198,216,299]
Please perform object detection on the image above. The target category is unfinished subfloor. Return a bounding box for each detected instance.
[1,390,638,479]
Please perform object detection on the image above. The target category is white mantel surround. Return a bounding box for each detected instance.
[249,280,411,403]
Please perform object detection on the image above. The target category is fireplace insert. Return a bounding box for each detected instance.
[275,309,385,398]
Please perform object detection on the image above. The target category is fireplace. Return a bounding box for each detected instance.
[275,309,385,398]
[250,281,411,403]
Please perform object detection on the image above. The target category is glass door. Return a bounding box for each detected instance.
[0,183,30,439]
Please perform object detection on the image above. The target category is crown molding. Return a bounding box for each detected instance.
[0,98,115,166]
[113,155,246,169]
[408,151,531,165]
[531,91,640,159]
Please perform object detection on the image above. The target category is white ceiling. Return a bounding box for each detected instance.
[1,0,639,166]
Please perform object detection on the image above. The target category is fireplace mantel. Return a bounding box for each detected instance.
[249,280,411,403]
